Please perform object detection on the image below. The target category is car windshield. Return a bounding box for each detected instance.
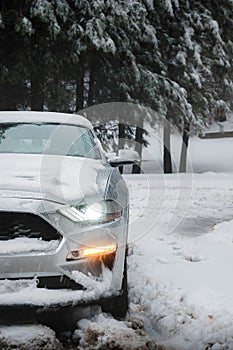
[0,122,101,159]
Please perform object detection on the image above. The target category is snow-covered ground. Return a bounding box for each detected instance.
[141,123,233,173]
[126,172,233,350]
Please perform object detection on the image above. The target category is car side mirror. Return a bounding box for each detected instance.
[106,150,140,168]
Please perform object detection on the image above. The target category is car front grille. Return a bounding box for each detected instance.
[0,212,61,241]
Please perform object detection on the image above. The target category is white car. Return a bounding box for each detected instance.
[0,111,133,329]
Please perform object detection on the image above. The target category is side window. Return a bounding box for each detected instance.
[83,130,101,159]
[68,129,101,159]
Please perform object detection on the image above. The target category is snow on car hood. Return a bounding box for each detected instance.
[0,154,105,205]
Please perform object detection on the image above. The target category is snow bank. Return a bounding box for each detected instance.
[73,313,160,349]
[0,325,62,350]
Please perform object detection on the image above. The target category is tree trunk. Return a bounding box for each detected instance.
[163,121,172,173]
[87,63,95,107]
[132,119,143,174]
[118,121,125,174]
[179,121,190,173]
[76,60,84,112]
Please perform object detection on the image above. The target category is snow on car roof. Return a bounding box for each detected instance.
[0,111,92,129]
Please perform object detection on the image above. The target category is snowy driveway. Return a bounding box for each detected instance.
[126,172,233,350]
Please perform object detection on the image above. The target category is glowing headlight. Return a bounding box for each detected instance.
[83,202,106,221]
[59,200,122,223]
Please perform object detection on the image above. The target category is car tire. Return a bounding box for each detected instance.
[101,255,128,319]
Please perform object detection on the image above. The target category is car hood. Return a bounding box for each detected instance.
[0,153,107,205]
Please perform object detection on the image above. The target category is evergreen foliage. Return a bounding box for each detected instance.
[0,0,232,170]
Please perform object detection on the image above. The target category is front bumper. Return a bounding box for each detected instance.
[0,197,128,309]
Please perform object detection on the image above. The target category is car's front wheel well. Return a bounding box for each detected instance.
[100,254,128,319]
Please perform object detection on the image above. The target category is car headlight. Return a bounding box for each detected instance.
[66,243,117,261]
[59,200,122,224]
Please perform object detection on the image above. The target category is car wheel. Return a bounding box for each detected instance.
[101,255,128,319]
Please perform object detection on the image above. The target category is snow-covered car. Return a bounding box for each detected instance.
[0,111,133,329]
